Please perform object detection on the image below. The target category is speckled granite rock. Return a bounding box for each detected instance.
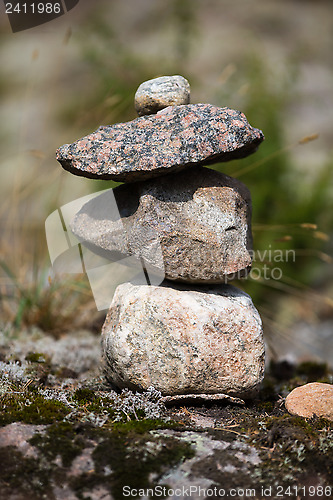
[56,104,264,182]
[135,75,190,116]
[101,282,265,398]
[71,166,252,283]
[285,382,333,421]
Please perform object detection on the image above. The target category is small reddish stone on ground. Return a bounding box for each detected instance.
[285,382,333,421]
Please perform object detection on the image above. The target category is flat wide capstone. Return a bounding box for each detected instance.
[56,103,264,182]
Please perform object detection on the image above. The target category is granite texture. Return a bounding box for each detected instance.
[135,75,190,116]
[56,103,264,182]
[70,166,253,283]
[101,282,265,397]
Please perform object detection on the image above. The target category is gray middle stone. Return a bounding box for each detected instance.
[71,166,253,283]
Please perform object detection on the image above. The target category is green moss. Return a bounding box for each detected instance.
[254,400,275,413]
[231,411,333,489]
[111,419,175,434]
[259,375,279,402]
[1,393,332,499]
[68,419,193,500]
[72,389,118,420]
[263,414,317,446]
[296,361,328,382]
[30,421,86,467]
[1,411,184,499]
[208,404,332,490]
[0,446,51,499]
[25,352,48,363]
[74,387,97,404]
[0,391,70,426]
[308,416,333,431]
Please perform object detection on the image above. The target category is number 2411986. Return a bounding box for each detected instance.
[5,3,62,14]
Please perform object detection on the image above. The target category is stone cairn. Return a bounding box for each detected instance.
[56,75,266,401]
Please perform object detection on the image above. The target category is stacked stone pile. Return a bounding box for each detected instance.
[56,75,265,399]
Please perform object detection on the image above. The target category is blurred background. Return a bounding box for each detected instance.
[0,0,332,366]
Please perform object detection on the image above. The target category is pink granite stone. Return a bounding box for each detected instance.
[56,104,264,182]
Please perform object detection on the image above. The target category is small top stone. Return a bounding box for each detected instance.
[135,75,190,116]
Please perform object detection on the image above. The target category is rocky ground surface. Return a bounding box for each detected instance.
[0,327,332,500]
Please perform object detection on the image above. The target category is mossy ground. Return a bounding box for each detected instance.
[0,417,192,500]
[165,360,333,495]
[0,348,332,499]
[0,390,71,426]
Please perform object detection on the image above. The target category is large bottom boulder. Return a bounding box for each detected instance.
[101,282,265,398]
